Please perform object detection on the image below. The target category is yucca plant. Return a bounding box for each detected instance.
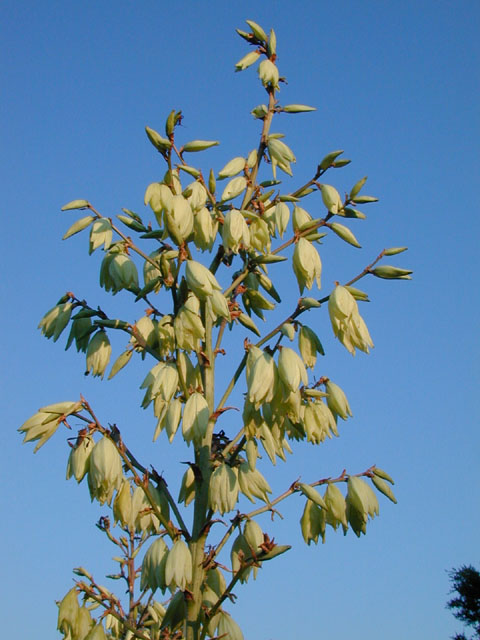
[20,19,411,640]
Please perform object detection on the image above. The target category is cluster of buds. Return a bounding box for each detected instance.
[19,400,81,453]
[302,398,337,444]
[113,479,170,533]
[38,301,73,342]
[237,461,272,502]
[140,361,179,415]
[300,482,348,545]
[328,284,373,355]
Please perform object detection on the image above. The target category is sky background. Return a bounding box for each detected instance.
[2,1,479,639]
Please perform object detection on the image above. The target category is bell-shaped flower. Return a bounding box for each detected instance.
[246,347,278,409]
[141,537,169,593]
[87,436,124,505]
[209,463,239,515]
[278,347,308,392]
[328,285,373,355]
[292,238,322,293]
[86,331,111,379]
[185,260,222,300]
[165,539,192,591]
[325,379,352,421]
[222,209,250,253]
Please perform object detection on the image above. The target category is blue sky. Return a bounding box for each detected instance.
[2,1,479,639]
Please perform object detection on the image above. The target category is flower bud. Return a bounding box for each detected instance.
[235,50,261,72]
[325,379,352,421]
[371,265,413,279]
[218,156,245,179]
[221,176,247,202]
[292,205,312,231]
[258,59,279,89]
[320,184,343,214]
[298,325,324,369]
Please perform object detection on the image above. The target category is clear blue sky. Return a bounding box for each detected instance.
[2,1,479,639]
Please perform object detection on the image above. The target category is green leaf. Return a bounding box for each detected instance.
[62,215,95,240]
